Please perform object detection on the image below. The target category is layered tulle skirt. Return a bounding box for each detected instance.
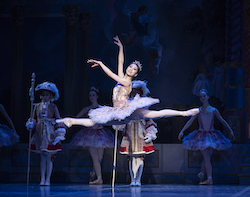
[182,129,232,151]
[0,124,19,147]
[71,127,115,148]
[88,95,159,124]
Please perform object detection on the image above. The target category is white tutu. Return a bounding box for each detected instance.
[88,94,159,124]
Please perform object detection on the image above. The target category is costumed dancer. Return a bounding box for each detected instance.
[0,104,19,147]
[192,64,211,96]
[178,89,235,185]
[56,35,199,127]
[26,82,66,186]
[70,87,115,185]
[119,80,157,186]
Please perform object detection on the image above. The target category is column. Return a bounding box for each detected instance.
[244,0,250,138]
[75,13,92,111]
[63,5,80,116]
[224,0,248,143]
[10,5,25,133]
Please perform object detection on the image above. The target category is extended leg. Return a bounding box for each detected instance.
[140,108,199,119]
[56,118,130,128]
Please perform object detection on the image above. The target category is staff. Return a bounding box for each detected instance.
[27,72,35,185]
[112,127,118,187]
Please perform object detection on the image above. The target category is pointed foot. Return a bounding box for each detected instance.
[56,118,73,128]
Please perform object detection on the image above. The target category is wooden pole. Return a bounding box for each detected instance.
[112,127,118,187]
[27,72,35,186]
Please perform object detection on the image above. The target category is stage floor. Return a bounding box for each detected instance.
[0,183,250,197]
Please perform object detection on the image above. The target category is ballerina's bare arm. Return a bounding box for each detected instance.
[178,115,198,140]
[76,107,88,118]
[213,109,235,139]
[87,59,131,87]
[113,35,124,78]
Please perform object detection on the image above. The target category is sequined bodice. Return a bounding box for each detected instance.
[112,84,130,108]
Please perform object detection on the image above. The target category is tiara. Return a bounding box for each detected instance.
[90,86,99,93]
[199,89,208,94]
[132,60,142,72]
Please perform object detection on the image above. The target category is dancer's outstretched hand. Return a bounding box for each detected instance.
[113,35,122,47]
[87,59,102,68]
[56,118,73,128]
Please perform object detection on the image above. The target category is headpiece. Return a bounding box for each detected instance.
[132,80,150,96]
[199,89,209,95]
[35,81,59,102]
[89,86,99,94]
[131,60,142,72]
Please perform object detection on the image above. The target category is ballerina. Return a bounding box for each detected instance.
[178,89,235,185]
[70,87,115,185]
[57,36,199,127]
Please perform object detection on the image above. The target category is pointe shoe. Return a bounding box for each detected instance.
[130,181,136,186]
[89,178,103,185]
[199,178,213,185]
[183,108,200,117]
[135,181,141,186]
[56,118,73,128]
[44,181,50,186]
[197,172,204,182]
[40,180,45,186]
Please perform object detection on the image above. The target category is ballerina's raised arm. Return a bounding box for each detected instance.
[56,36,199,128]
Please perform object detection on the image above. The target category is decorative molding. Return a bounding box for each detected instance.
[244,0,250,88]
[225,74,244,89]
[225,0,244,62]
[10,5,25,25]
[78,12,92,30]
[63,5,80,25]
[0,0,97,5]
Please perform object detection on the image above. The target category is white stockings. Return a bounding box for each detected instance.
[40,153,53,186]
[129,157,144,186]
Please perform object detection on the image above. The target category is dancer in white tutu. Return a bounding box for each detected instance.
[57,36,199,128]
[178,89,235,185]
[70,87,115,185]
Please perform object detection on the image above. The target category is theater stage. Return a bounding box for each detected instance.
[0,183,250,197]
